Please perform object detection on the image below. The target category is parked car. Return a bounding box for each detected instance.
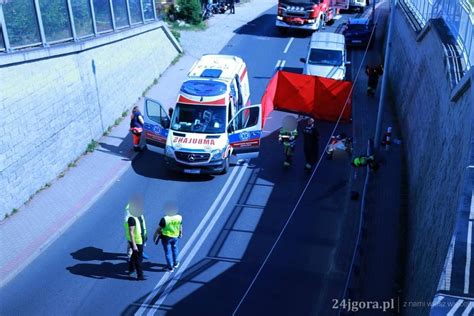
[342,17,375,48]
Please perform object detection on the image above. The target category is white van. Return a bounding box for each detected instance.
[301,32,349,80]
[349,0,367,12]
[143,55,263,175]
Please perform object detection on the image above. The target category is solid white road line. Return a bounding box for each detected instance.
[275,60,281,70]
[447,299,463,316]
[469,191,474,219]
[465,221,472,294]
[150,164,249,312]
[135,165,241,316]
[283,37,294,54]
[462,302,474,316]
[442,235,456,291]
[280,60,286,70]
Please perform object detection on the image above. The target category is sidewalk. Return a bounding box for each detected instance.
[342,0,407,312]
[0,0,276,287]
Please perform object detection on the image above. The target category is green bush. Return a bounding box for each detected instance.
[177,0,202,25]
[165,4,179,22]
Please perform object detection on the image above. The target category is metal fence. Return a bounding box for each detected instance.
[0,0,159,53]
[404,0,473,70]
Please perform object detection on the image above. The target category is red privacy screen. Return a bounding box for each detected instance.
[261,71,353,125]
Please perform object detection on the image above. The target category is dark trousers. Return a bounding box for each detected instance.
[304,142,319,166]
[229,3,235,13]
[128,242,143,277]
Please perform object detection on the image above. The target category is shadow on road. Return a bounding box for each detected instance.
[66,247,166,280]
[234,14,311,39]
[281,66,303,74]
[122,120,357,315]
[131,150,214,182]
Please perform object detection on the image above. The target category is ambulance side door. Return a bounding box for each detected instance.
[143,98,170,154]
[228,104,262,160]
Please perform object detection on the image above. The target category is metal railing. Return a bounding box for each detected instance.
[404,0,473,71]
[0,0,159,53]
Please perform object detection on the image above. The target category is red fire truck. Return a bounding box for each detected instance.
[276,0,349,31]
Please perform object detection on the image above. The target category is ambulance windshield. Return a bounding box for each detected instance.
[171,103,226,134]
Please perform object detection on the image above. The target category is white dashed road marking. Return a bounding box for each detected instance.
[283,37,294,54]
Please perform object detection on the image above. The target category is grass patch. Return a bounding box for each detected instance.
[121,110,129,118]
[103,125,113,136]
[142,77,160,97]
[68,161,77,168]
[4,213,9,220]
[86,139,98,153]
[170,28,181,43]
[12,208,18,214]
[172,53,183,65]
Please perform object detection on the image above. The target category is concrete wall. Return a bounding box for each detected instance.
[0,23,180,218]
[389,6,473,315]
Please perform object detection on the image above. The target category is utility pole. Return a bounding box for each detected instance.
[374,0,397,149]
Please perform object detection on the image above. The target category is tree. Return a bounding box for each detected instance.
[177,0,202,25]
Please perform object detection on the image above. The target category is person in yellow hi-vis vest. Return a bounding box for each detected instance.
[154,201,183,272]
[124,196,147,280]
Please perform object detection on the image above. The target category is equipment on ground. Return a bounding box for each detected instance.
[326,134,352,159]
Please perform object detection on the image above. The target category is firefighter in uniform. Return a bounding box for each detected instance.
[302,117,319,171]
[279,116,298,167]
[154,202,183,272]
[124,202,147,280]
[365,64,384,97]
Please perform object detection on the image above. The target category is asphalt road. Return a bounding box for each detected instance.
[1,6,379,316]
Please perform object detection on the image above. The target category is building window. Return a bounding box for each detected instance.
[112,0,130,28]
[142,0,155,20]
[39,0,73,42]
[0,25,5,50]
[93,0,113,32]
[72,0,94,37]
[128,0,143,24]
[2,0,42,47]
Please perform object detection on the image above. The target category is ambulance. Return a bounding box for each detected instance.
[143,55,263,175]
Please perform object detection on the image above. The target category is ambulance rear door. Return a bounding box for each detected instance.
[143,97,170,154]
[228,104,262,160]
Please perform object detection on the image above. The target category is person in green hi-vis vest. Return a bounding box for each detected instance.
[124,195,147,280]
[278,116,298,167]
[154,201,183,272]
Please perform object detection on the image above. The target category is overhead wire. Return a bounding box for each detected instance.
[232,5,383,315]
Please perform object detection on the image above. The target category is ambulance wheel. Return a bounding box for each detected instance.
[221,157,229,175]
